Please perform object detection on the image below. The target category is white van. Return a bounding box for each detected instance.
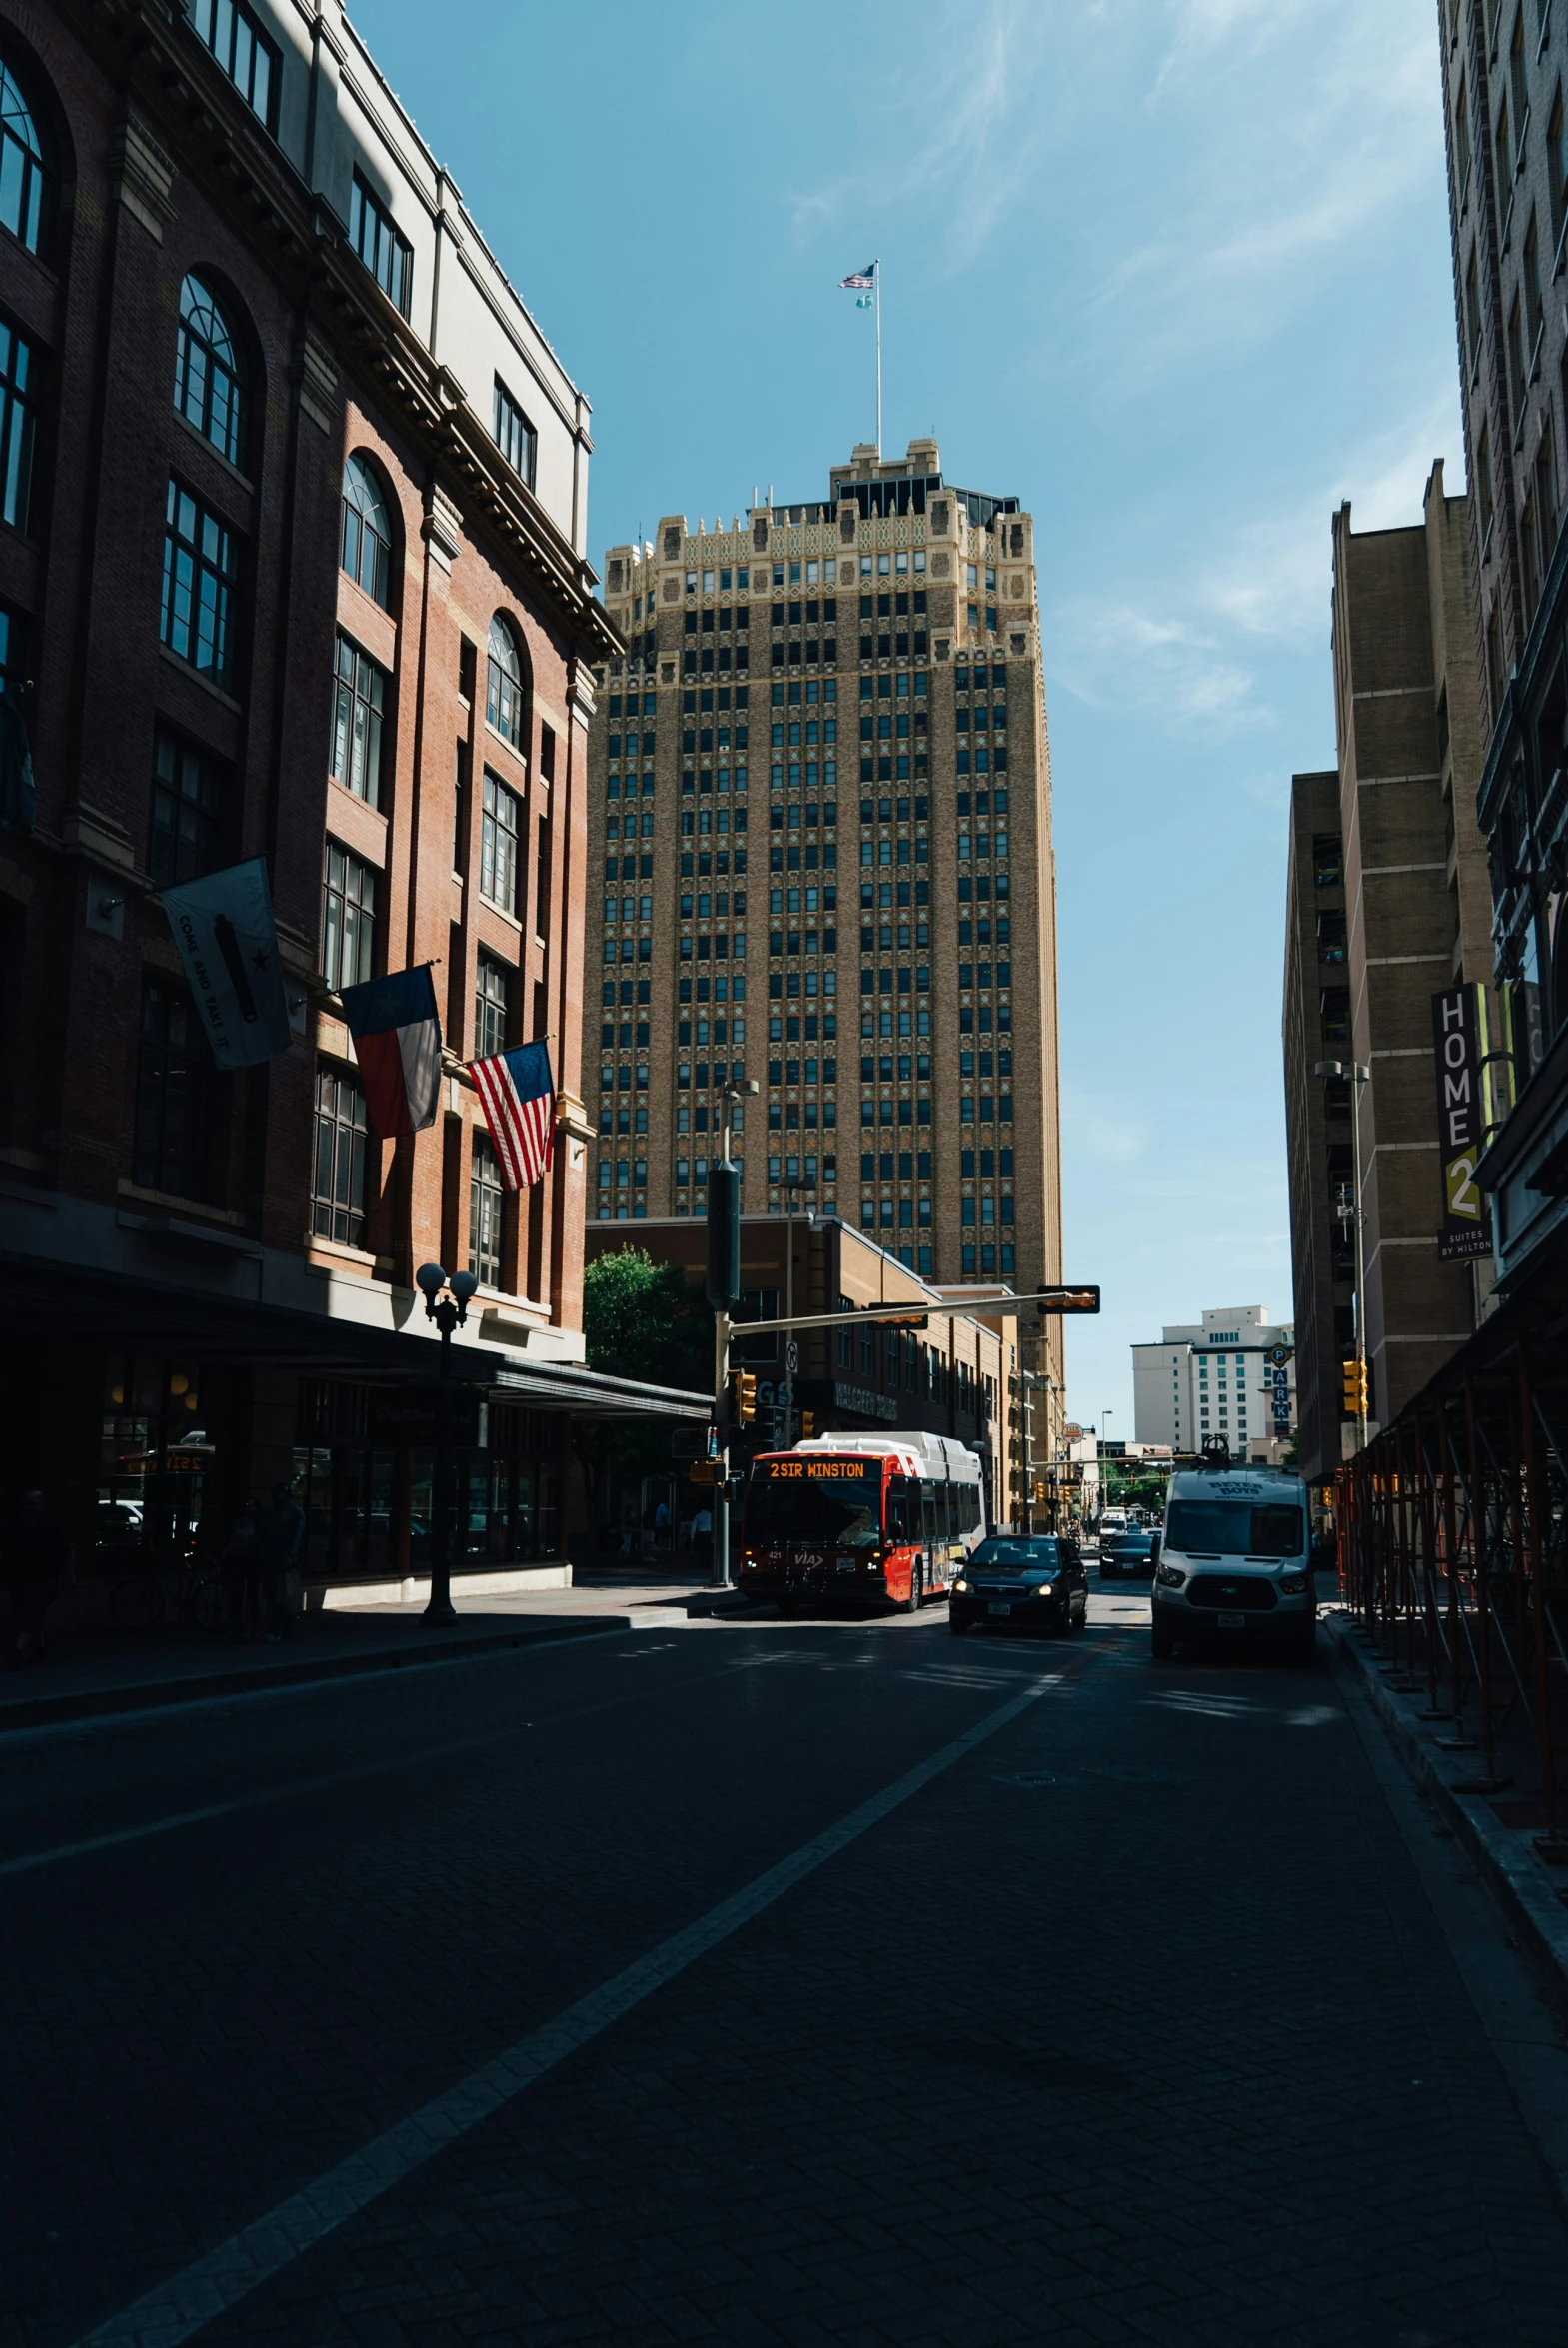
[1150,1466,1314,1663]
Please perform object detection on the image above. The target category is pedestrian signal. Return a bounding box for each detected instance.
[729,1370,758,1426]
[688,1459,722,1487]
[1341,1358,1368,1416]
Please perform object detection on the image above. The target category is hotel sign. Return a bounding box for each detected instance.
[1431,987,1492,1261]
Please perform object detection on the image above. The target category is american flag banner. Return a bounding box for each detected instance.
[471,1039,556,1190]
[839,262,876,290]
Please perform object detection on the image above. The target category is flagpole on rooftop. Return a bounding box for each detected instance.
[874,257,882,457]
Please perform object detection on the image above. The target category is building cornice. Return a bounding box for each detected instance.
[72,0,619,664]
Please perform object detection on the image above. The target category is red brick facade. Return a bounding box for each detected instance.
[0,2,617,1556]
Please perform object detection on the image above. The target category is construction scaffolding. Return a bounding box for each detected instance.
[1335,1320,1568,1858]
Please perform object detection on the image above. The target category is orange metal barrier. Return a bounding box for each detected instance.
[1335,1344,1567,1857]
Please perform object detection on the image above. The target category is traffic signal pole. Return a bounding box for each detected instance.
[712,1306,733,1591]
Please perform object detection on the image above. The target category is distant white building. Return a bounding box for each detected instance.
[1132,1306,1296,1460]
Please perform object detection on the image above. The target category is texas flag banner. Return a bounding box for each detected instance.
[338,966,442,1138]
[471,1039,556,1190]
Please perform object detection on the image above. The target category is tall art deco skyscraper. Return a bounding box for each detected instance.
[587,439,1063,1365]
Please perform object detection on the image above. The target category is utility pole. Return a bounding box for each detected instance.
[706,1080,758,1592]
[780,1174,814,1447]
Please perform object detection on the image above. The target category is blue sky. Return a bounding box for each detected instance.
[359,0,1461,1430]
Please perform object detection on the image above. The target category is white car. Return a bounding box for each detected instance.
[1150,1468,1315,1663]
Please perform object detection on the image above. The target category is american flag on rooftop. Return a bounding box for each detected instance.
[471,1039,556,1191]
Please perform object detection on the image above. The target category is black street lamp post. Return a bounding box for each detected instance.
[415,1262,479,1623]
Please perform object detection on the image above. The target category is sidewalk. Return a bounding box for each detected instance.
[1323,1609,1568,2006]
[0,1576,709,1735]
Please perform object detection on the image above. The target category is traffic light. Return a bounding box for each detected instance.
[800,1410,816,1439]
[1341,1357,1368,1416]
[706,1162,741,1308]
[729,1369,758,1426]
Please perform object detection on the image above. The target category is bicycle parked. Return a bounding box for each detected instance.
[108,1552,229,1633]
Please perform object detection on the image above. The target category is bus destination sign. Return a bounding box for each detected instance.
[763,1458,874,1480]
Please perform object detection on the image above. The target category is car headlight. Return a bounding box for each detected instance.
[1035,1581,1056,1595]
[1279,1571,1308,1594]
[1156,1562,1186,1587]
[953,1578,969,1593]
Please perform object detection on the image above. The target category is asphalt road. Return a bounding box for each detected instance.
[5,1591,1567,2348]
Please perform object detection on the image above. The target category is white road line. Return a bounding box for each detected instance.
[70,1671,1057,2348]
[2,1622,647,1748]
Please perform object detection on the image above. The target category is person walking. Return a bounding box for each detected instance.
[692,1503,713,1576]
[257,1481,306,1639]
[220,1500,264,1639]
[3,1491,74,1667]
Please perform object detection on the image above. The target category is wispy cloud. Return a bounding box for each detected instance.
[1198,384,1464,645]
[1081,1,1444,386]
[1052,599,1269,736]
[1062,1084,1154,1166]
[786,0,1056,272]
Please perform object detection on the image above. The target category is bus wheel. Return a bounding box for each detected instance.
[901,1559,923,1614]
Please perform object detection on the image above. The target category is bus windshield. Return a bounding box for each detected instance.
[744,1459,883,1551]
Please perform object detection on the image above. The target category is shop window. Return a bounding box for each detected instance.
[341,453,393,607]
[0,51,50,256]
[494,377,537,488]
[161,480,238,685]
[487,613,526,746]
[330,634,388,806]
[480,770,520,912]
[190,0,279,131]
[0,310,36,532]
[349,169,412,316]
[174,273,248,471]
[311,1065,369,1246]
[322,840,376,992]
[134,974,213,1200]
[469,1132,505,1284]
[475,952,512,1060]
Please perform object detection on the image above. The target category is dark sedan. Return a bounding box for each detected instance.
[949,1536,1087,1635]
[1099,1527,1158,1579]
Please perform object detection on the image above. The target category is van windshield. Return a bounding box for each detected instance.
[1166,1500,1304,1559]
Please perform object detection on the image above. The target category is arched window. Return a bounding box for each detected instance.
[0,53,48,256]
[175,275,248,470]
[486,614,524,747]
[341,452,392,607]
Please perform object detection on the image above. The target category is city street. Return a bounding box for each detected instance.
[6,1595,1567,2348]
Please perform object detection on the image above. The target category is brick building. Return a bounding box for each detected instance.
[586,439,1066,1443]
[1436,2,1568,1304]
[1280,467,1494,1475]
[0,0,690,1584]
[1282,769,1355,1478]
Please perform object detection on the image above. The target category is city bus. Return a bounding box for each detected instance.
[739,1431,986,1612]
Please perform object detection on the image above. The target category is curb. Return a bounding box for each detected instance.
[1324,1614,1568,2009]
[0,1615,641,1735]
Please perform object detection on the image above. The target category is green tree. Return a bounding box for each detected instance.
[583,1247,710,1389]
[577,1250,711,1535]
